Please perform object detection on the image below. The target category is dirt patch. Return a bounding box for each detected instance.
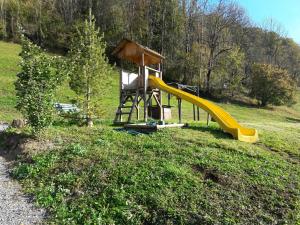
[192,165,229,186]
[0,132,55,161]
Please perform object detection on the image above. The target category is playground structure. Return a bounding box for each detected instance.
[112,39,258,143]
[112,39,168,124]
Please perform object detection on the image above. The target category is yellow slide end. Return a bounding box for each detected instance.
[149,75,258,143]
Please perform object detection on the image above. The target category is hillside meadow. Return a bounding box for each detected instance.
[0,41,300,224]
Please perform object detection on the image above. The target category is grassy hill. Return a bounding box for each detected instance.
[1,41,300,224]
[0,41,21,121]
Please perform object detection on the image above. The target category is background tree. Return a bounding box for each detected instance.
[261,18,286,65]
[1,0,300,103]
[217,46,245,97]
[0,0,7,39]
[204,0,247,94]
[68,9,113,127]
[250,63,295,106]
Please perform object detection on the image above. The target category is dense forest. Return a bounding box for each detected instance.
[1,0,300,100]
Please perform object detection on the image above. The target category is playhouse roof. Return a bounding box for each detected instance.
[112,39,165,66]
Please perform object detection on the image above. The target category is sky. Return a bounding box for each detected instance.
[235,0,300,44]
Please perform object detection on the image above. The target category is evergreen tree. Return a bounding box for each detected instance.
[68,9,113,127]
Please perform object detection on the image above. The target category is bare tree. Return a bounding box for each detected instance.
[204,0,247,94]
[0,0,7,38]
[261,18,287,65]
[56,0,80,25]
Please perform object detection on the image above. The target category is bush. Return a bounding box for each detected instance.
[15,34,64,134]
[250,63,295,106]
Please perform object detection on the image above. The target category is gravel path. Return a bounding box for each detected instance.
[0,157,45,225]
[0,124,45,224]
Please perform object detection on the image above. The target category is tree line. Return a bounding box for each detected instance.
[1,0,300,103]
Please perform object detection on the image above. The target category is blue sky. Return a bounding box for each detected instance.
[235,0,300,44]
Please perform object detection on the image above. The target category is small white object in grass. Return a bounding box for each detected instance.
[0,123,9,132]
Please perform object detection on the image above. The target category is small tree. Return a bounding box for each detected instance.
[15,34,63,134]
[250,63,295,106]
[68,9,113,127]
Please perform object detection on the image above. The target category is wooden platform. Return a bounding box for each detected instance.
[124,123,186,131]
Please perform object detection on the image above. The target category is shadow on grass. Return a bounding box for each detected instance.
[286,117,300,123]
[184,125,232,140]
[113,127,152,135]
[112,122,232,140]
[52,116,85,127]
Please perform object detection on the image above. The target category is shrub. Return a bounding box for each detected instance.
[250,63,295,106]
[15,34,64,134]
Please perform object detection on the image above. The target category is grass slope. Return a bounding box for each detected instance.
[0,41,21,121]
[1,41,300,224]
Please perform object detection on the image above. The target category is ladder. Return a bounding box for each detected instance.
[114,90,139,124]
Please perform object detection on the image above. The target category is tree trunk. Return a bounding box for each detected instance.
[87,117,93,127]
[86,84,93,127]
[206,68,212,95]
[86,8,93,128]
[261,99,267,107]
[206,46,215,95]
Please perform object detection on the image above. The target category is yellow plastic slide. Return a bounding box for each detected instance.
[148,75,258,143]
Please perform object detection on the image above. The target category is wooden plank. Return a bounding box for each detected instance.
[124,123,185,131]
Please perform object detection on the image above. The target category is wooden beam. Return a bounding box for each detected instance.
[158,63,163,121]
[142,53,148,122]
[153,93,162,108]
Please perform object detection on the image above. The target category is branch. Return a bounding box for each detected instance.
[213,47,232,61]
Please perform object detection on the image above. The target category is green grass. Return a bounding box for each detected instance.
[1,41,300,224]
[0,41,21,121]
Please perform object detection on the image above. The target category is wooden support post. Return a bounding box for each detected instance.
[136,106,139,120]
[193,104,196,121]
[178,98,182,124]
[197,86,200,121]
[158,63,163,121]
[119,69,123,122]
[136,99,140,121]
[149,97,152,118]
[168,93,171,107]
[142,53,148,122]
[139,66,142,121]
[207,113,211,126]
